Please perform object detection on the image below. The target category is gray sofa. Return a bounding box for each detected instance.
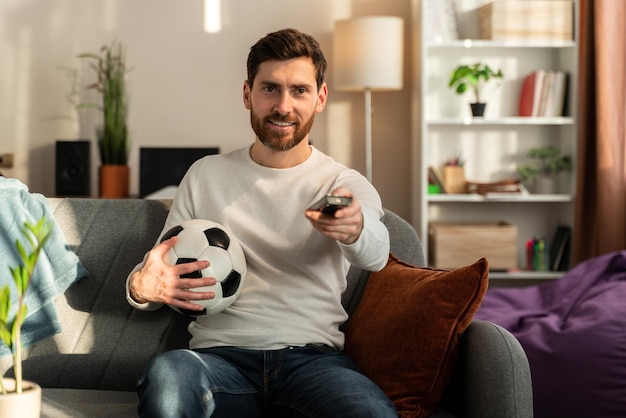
[15,198,532,417]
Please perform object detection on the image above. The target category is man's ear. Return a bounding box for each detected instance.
[316,82,328,113]
[243,80,252,110]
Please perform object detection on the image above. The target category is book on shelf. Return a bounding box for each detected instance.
[466,179,528,198]
[483,185,530,200]
[518,70,569,117]
[428,166,447,193]
[552,71,569,116]
[550,225,571,271]
[519,70,542,117]
[533,71,554,116]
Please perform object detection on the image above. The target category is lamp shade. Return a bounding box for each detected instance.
[333,16,404,91]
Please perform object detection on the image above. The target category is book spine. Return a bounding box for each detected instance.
[531,70,546,117]
[518,72,537,117]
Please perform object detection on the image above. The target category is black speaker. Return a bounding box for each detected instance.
[55,140,91,196]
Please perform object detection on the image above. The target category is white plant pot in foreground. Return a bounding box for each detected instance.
[0,378,41,418]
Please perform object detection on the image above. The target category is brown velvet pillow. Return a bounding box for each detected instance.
[344,254,489,418]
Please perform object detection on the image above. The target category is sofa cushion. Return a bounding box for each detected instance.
[344,254,488,418]
[42,388,137,417]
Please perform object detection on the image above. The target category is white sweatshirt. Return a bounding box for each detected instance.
[126,145,389,350]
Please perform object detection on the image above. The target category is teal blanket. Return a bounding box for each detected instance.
[0,178,88,356]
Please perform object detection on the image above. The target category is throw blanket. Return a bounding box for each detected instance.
[0,178,88,356]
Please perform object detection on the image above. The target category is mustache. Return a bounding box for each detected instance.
[266,113,298,123]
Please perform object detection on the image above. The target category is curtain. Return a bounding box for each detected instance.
[573,0,626,265]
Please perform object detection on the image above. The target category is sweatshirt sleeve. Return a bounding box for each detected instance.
[125,253,164,311]
[335,171,390,272]
[338,206,390,272]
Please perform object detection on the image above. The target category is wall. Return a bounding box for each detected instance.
[0,0,412,220]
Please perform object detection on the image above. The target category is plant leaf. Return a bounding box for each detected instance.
[0,286,11,325]
[0,327,12,350]
[15,240,27,263]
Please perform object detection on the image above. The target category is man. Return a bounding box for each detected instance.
[126,28,395,417]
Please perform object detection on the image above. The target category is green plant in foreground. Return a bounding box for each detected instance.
[77,41,131,165]
[517,146,572,183]
[448,62,504,103]
[0,219,51,394]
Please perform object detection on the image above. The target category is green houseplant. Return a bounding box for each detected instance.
[448,62,503,117]
[0,219,51,417]
[517,146,572,194]
[78,41,131,198]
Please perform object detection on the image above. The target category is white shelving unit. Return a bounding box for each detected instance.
[412,0,579,282]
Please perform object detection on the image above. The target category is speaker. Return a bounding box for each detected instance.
[55,140,91,196]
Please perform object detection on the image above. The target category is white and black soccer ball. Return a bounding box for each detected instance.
[160,219,246,316]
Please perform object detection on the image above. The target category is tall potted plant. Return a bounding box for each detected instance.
[0,219,51,417]
[78,41,131,198]
[448,62,503,117]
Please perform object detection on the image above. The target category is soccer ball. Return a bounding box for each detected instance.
[160,219,246,316]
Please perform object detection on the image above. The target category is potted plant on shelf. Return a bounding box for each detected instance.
[0,219,51,417]
[448,62,504,117]
[517,146,572,194]
[78,41,131,198]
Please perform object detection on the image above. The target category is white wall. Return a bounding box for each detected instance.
[0,0,412,220]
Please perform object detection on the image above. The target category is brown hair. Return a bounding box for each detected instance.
[247,28,327,89]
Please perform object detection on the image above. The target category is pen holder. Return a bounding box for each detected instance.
[443,166,467,194]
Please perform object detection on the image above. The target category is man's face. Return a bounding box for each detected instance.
[243,57,327,152]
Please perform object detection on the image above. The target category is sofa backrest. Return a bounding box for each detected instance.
[18,199,182,391]
[17,198,423,392]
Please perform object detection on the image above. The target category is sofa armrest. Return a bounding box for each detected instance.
[439,319,533,418]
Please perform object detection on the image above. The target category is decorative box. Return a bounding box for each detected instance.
[428,222,518,270]
[479,1,574,41]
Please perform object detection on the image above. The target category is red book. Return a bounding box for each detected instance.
[519,72,538,116]
[518,70,546,117]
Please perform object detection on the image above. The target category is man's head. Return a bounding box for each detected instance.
[247,28,327,90]
[244,29,328,156]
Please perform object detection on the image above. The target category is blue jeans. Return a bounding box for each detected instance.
[137,345,397,417]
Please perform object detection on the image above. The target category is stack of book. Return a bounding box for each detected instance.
[519,70,569,117]
[466,179,529,199]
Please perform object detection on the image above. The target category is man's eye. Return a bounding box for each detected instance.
[296,88,307,95]
[263,86,275,93]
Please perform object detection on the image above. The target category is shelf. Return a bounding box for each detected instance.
[428,194,573,203]
[427,117,575,126]
[414,0,579,286]
[427,39,576,49]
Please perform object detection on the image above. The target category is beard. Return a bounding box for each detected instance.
[250,107,315,152]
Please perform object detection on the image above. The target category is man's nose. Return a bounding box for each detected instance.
[273,91,293,115]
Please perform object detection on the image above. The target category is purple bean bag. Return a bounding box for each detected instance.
[476,250,626,418]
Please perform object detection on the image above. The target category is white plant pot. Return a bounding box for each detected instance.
[535,176,556,194]
[0,378,41,418]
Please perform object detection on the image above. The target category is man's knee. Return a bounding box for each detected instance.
[138,350,216,417]
[142,349,200,382]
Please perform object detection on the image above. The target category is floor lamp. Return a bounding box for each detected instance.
[333,16,404,182]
